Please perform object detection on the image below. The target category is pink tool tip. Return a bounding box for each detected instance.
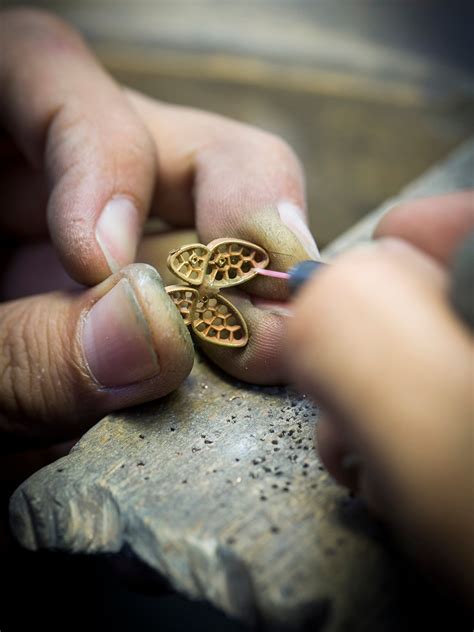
[255,268,290,280]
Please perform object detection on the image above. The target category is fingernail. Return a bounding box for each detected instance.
[278,200,320,260]
[96,197,139,272]
[82,278,159,387]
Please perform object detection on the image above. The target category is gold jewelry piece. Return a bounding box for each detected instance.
[166,239,269,347]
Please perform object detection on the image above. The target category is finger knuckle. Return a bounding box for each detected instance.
[4,7,85,52]
[257,130,303,170]
[0,300,71,424]
[265,133,297,160]
[1,302,40,420]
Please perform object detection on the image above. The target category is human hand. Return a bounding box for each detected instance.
[286,191,474,600]
[0,8,317,449]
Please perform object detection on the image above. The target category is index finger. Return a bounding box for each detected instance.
[128,90,320,292]
[0,8,157,284]
[127,92,321,383]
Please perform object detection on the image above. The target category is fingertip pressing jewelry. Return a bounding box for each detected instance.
[165,239,326,348]
[165,239,270,348]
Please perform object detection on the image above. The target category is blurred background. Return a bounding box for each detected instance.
[3,0,474,247]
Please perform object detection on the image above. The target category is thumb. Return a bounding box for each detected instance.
[0,264,194,449]
[286,239,473,598]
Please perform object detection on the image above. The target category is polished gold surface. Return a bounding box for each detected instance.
[166,238,270,347]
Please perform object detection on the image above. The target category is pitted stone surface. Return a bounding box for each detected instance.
[10,356,396,631]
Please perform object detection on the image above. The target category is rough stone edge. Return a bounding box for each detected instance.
[9,460,124,554]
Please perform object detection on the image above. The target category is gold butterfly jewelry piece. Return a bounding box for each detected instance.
[165,239,270,348]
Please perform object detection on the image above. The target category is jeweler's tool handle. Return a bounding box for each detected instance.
[288,233,474,332]
[287,260,327,296]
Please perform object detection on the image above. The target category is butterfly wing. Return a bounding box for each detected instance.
[205,239,269,288]
[167,238,265,348]
[191,293,248,347]
[166,285,199,326]
[167,244,211,286]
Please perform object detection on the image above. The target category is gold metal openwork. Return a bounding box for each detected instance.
[165,239,270,347]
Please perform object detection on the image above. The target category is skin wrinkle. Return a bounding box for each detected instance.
[0,262,197,445]
[13,296,63,424]
[62,296,104,421]
[0,308,19,418]
[1,300,40,422]
[38,300,55,418]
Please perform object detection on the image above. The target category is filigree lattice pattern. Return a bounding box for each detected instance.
[165,239,270,347]
[192,295,247,345]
